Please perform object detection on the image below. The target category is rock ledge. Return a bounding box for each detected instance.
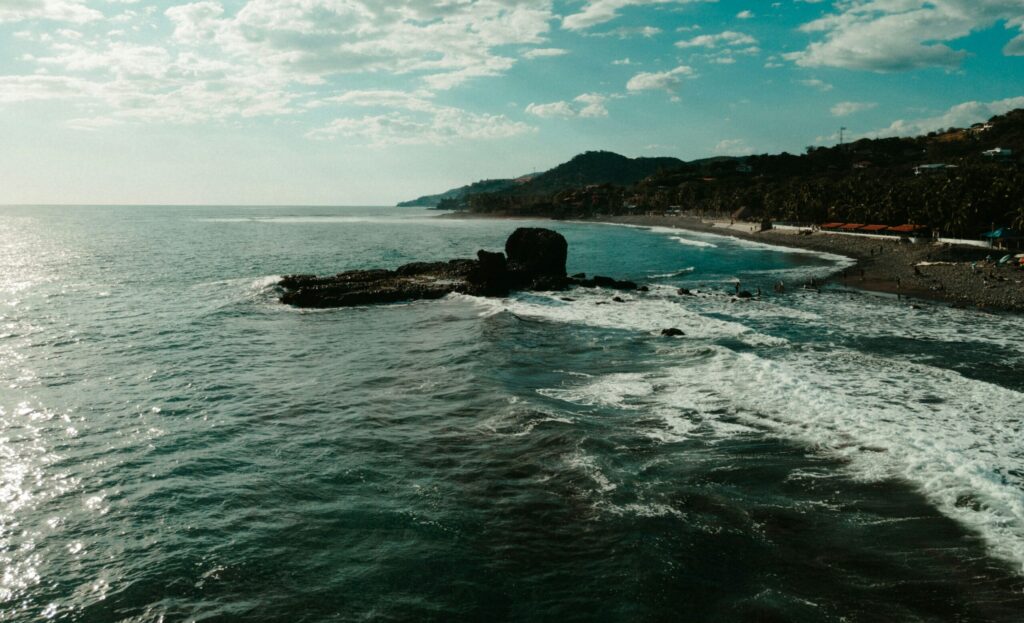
[279,227,638,308]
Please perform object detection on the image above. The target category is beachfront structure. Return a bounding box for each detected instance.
[914,163,958,175]
[982,228,1023,250]
[982,147,1014,159]
[819,223,929,239]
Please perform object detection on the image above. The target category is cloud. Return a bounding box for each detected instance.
[736,10,754,20]
[626,65,694,92]
[676,31,757,48]
[523,48,569,59]
[584,25,663,39]
[165,1,224,43]
[831,101,877,116]
[861,96,1024,138]
[785,1,1024,71]
[714,139,753,156]
[0,0,563,137]
[562,0,709,31]
[797,78,833,91]
[0,0,101,24]
[308,89,534,146]
[164,0,555,90]
[0,74,95,103]
[525,93,610,118]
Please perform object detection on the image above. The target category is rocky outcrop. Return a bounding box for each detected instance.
[279,227,640,308]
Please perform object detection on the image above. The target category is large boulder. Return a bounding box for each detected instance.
[505,228,568,278]
[467,249,510,296]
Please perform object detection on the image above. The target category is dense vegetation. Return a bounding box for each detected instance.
[453,110,1024,237]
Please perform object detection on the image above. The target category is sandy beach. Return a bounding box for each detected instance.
[586,214,1024,313]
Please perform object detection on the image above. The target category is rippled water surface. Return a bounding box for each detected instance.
[2,205,1024,622]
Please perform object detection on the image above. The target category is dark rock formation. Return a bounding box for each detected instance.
[572,275,639,290]
[661,328,685,337]
[279,227,644,308]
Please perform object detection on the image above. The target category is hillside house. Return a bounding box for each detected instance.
[982,147,1013,159]
[914,163,958,175]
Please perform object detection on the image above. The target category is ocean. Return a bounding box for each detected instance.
[2,205,1023,622]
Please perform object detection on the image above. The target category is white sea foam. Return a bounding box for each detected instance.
[669,236,717,249]
[719,350,1024,572]
[643,222,857,269]
[470,290,788,347]
[567,449,617,493]
[547,340,1024,572]
[649,267,696,278]
[513,273,1024,572]
[539,373,654,410]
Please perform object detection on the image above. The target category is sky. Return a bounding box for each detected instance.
[1,0,1023,205]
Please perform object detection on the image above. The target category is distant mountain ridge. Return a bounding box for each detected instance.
[396,175,535,207]
[507,151,684,197]
[397,150,684,208]
[457,109,1024,237]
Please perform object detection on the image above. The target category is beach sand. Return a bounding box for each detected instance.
[589,214,1024,313]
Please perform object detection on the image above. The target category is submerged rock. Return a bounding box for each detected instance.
[570,275,639,290]
[279,227,641,308]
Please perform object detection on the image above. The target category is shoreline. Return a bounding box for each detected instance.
[438,211,1024,313]
[589,214,1024,313]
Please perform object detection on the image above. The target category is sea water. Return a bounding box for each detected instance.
[1,205,1023,621]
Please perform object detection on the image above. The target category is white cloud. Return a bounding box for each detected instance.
[798,78,833,91]
[714,139,753,156]
[583,25,663,39]
[863,96,1024,138]
[562,0,710,31]
[736,10,754,20]
[165,2,224,43]
[626,65,694,92]
[0,0,563,137]
[0,0,101,24]
[786,1,1024,71]
[831,101,877,116]
[524,48,569,59]
[0,74,95,103]
[525,93,610,118]
[164,0,555,90]
[308,89,534,146]
[676,31,757,48]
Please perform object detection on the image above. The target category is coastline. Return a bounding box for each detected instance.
[438,211,1024,313]
[590,214,1024,313]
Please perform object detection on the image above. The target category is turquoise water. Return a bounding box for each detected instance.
[2,206,1024,622]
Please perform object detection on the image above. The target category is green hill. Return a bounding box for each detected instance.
[396,176,533,208]
[397,151,683,209]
